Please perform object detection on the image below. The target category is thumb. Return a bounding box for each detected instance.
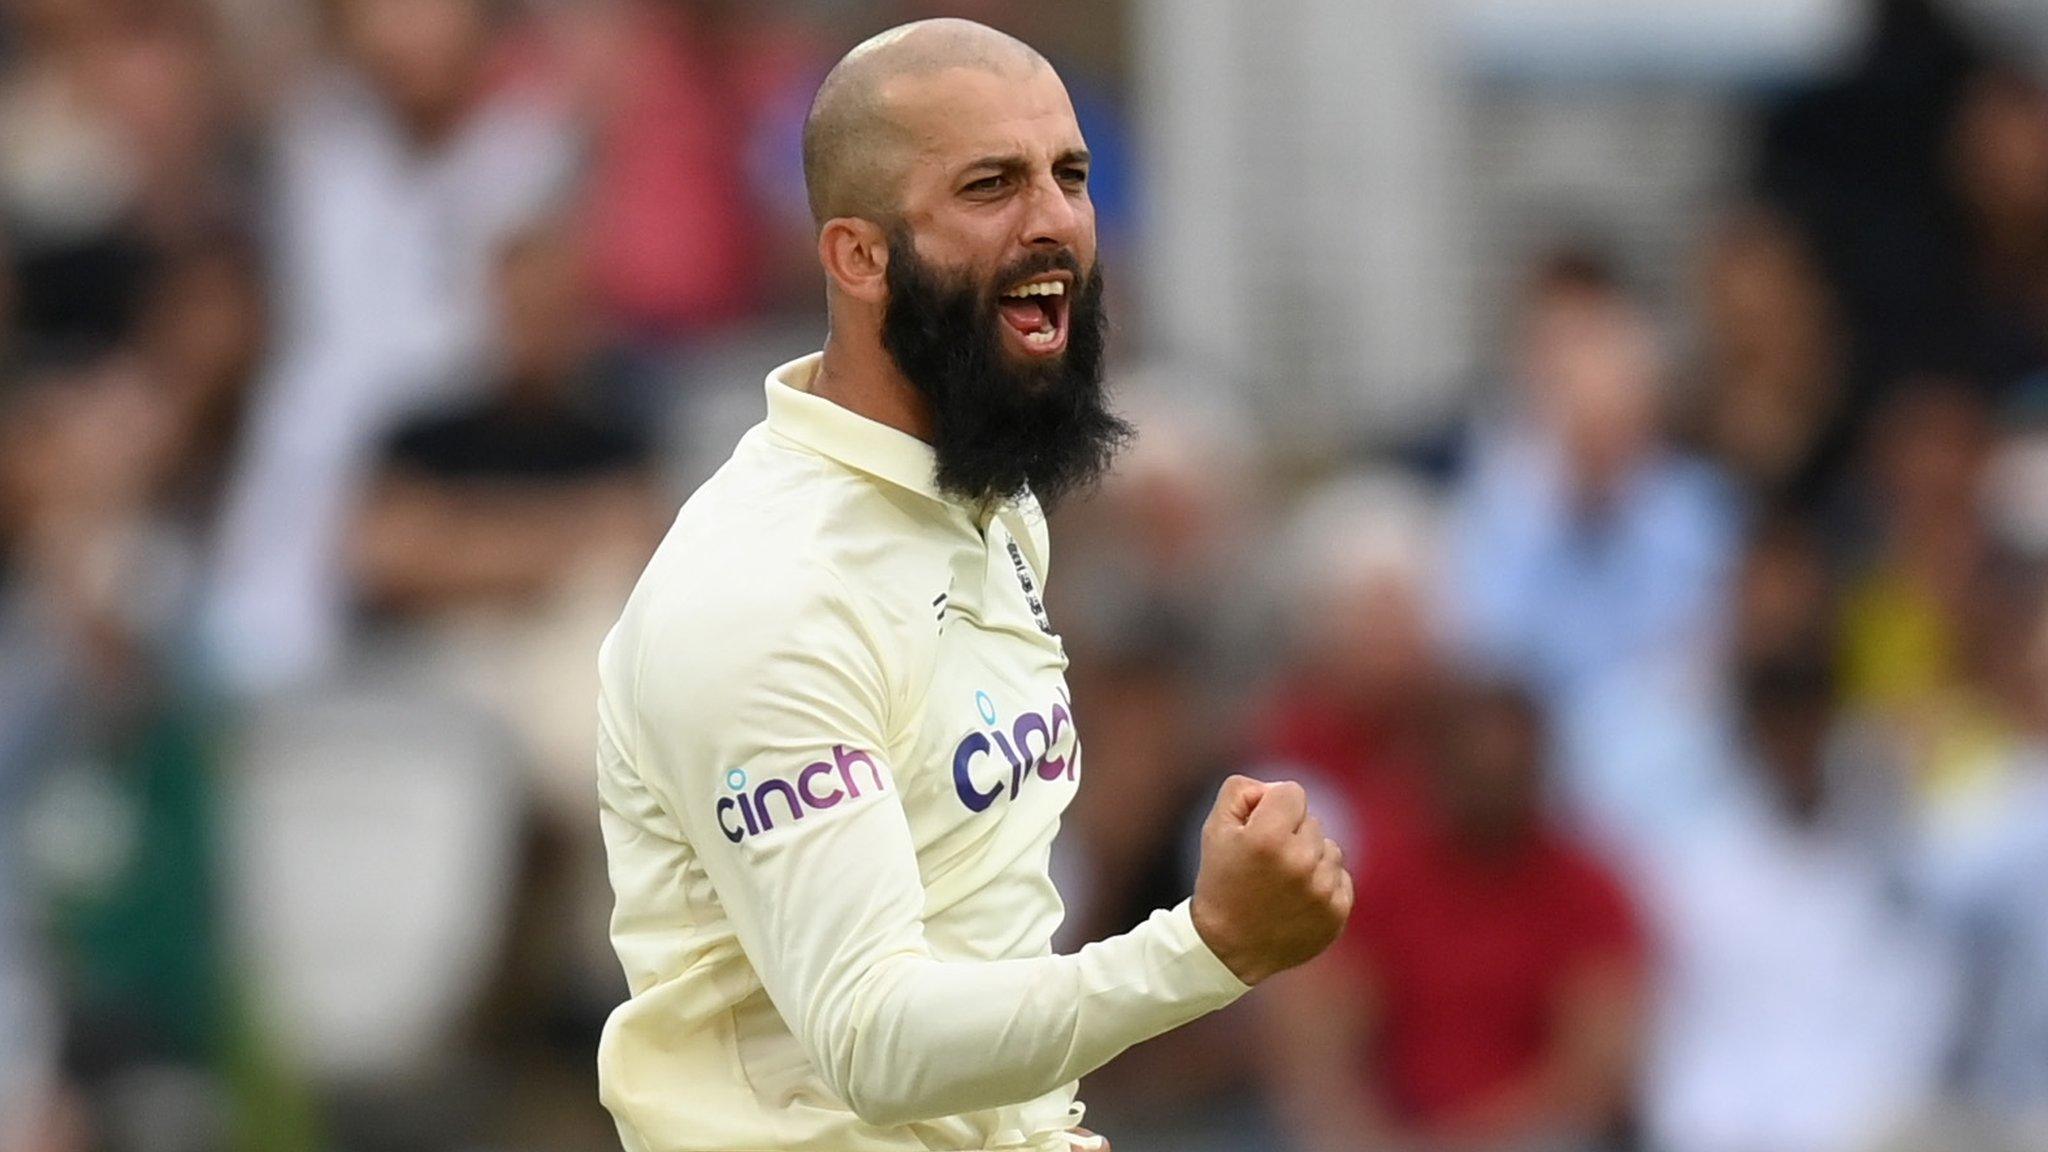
[1212,774,1268,827]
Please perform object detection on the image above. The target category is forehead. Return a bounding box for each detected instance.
[883,63,1085,175]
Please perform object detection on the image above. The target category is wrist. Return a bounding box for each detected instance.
[1190,896,1268,986]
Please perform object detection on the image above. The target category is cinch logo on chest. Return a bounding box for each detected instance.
[717,745,888,843]
[952,690,1078,813]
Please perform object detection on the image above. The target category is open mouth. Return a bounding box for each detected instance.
[996,274,1071,357]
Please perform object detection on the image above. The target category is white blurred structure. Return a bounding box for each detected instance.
[1458,0,1866,82]
[1131,0,1867,450]
[226,689,521,1083]
[1133,0,1474,450]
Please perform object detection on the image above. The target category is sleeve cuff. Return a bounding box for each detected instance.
[1159,898,1252,1003]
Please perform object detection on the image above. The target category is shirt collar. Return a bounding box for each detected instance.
[764,351,969,509]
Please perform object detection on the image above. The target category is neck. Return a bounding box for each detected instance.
[814,330,935,444]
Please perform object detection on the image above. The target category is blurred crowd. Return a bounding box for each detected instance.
[3,2,2048,1152]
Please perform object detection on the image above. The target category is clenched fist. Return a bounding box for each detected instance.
[1190,775,1353,986]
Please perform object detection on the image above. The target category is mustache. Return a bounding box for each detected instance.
[986,248,1086,298]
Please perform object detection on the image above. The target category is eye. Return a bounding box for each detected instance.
[963,174,1005,195]
[1057,166,1089,187]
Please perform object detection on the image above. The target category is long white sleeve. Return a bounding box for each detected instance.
[629,559,1247,1129]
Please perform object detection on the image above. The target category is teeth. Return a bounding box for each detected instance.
[1004,280,1066,298]
[1024,327,1059,346]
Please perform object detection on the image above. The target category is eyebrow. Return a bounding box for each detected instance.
[959,148,1093,178]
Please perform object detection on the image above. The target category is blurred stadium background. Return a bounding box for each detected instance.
[5,0,2048,1150]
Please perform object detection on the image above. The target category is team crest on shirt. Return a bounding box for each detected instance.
[1006,539,1055,635]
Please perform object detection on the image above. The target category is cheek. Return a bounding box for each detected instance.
[1074,201,1100,256]
[903,205,1005,261]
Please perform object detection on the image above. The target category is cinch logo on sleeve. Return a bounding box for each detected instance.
[952,690,1079,813]
[716,745,890,844]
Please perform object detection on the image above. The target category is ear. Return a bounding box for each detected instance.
[818,217,892,306]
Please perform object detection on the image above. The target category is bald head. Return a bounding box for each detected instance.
[803,18,1051,226]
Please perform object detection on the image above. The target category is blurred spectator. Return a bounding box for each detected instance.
[1936,65,2048,390]
[348,217,662,807]
[129,237,268,518]
[1259,680,1647,1152]
[0,0,247,361]
[1762,5,2048,400]
[1684,208,1857,512]
[1049,380,1264,661]
[0,354,198,672]
[1244,471,1447,857]
[200,0,579,692]
[1449,251,1738,691]
[1728,513,1838,671]
[349,221,658,623]
[1446,251,1741,849]
[0,348,243,1152]
[538,0,820,339]
[1643,651,1961,1152]
[1755,0,1986,392]
[1923,592,2048,1136]
[1837,382,2010,812]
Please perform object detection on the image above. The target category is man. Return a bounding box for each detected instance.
[202,0,578,691]
[1644,653,1960,1152]
[1259,680,1647,1152]
[593,19,1352,1152]
[1445,251,1739,854]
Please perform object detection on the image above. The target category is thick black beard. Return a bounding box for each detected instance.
[879,227,1130,507]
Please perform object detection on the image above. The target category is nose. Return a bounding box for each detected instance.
[1019,171,1084,252]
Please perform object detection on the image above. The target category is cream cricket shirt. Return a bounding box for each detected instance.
[593,354,1249,1152]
